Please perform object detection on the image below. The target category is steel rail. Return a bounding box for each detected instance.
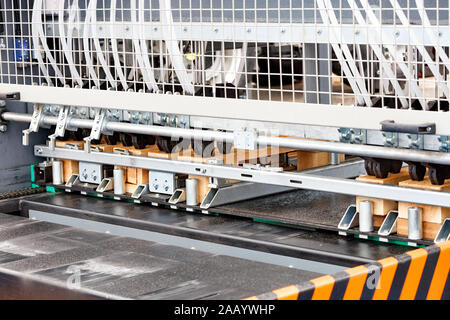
[3,111,450,165]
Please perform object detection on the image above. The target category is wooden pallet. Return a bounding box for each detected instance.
[397,178,450,239]
[355,167,410,227]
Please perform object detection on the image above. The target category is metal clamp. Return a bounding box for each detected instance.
[407,134,424,150]
[48,106,70,151]
[0,92,20,101]
[381,120,436,135]
[339,128,367,144]
[234,129,258,150]
[382,132,399,148]
[84,109,107,153]
[439,136,450,153]
[22,104,44,145]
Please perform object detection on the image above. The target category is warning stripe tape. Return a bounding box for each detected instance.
[245,241,449,300]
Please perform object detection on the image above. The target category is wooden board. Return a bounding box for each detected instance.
[399,177,450,192]
[397,218,441,240]
[356,196,397,217]
[91,144,115,153]
[356,167,410,185]
[296,151,330,171]
[55,140,85,149]
[373,215,385,228]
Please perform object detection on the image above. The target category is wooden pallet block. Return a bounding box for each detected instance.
[398,178,450,224]
[397,218,441,240]
[113,146,154,185]
[55,140,85,183]
[91,143,116,153]
[355,167,410,217]
[296,151,330,171]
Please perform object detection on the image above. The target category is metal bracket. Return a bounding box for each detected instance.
[350,129,367,145]
[434,219,450,243]
[96,178,114,193]
[22,104,44,146]
[378,210,398,236]
[438,136,450,153]
[234,129,258,150]
[131,184,150,199]
[339,128,367,144]
[169,188,186,204]
[84,109,107,153]
[65,174,80,188]
[0,92,20,101]
[0,103,7,133]
[407,134,424,150]
[338,205,359,234]
[382,132,399,148]
[48,106,70,151]
[381,120,436,135]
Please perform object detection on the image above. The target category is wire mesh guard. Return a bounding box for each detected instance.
[1,0,450,112]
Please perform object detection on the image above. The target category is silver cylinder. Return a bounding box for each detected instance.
[113,169,125,195]
[359,200,374,232]
[52,160,63,185]
[408,207,423,240]
[329,153,342,165]
[186,178,198,206]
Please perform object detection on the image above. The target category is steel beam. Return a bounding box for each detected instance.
[34,145,450,208]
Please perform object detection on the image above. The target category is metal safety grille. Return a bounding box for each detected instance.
[1,0,450,112]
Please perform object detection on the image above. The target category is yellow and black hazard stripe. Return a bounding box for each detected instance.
[246,241,449,300]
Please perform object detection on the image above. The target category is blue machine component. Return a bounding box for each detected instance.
[14,38,30,63]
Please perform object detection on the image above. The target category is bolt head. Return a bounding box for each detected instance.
[0,124,7,133]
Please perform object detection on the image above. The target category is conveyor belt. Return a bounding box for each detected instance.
[0,192,414,299]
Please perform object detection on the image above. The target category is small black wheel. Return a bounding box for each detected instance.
[131,134,149,150]
[104,132,119,145]
[119,132,133,147]
[193,139,215,157]
[373,160,390,179]
[156,136,180,153]
[68,129,84,141]
[408,162,426,181]
[364,159,375,176]
[390,160,403,174]
[428,166,446,185]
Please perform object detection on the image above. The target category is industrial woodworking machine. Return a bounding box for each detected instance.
[0,0,448,300]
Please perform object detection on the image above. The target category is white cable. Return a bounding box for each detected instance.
[32,0,52,85]
[356,0,425,109]
[416,0,450,74]
[83,0,100,87]
[322,0,373,107]
[58,0,83,87]
[316,0,368,106]
[139,0,160,92]
[110,0,128,90]
[159,0,194,94]
[130,0,159,92]
[89,0,116,88]
[390,0,450,101]
[347,0,409,108]
[36,0,65,85]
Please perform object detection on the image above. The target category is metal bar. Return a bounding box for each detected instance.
[34,145,450,208]
[4,111,450,165]
[2,84,450,135]
[41,21,450,47]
